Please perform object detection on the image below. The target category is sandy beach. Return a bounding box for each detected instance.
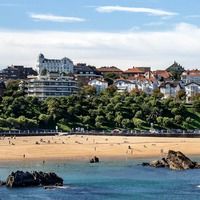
[0,135,200,161]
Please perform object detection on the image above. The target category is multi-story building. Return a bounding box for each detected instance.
[74,63,102,85]
[97,66,123,75]
[181,70,200,84]
[27,72,78,100]
[123,67,145,78]
[159,82,183,98]
[185,82,200,102]
[38,54,74,75]
[0,65,37,80]
[114,79,137,93]
[88,79,108,93]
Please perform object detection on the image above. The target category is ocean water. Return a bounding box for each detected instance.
[0,158,200,200]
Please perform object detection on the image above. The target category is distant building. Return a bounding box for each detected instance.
[166,61,185,79]
[181,70,200,84]
[185,82,200,102]
[137,67,151,73]
[88,79,108,93]
[38,54,74,75]
[97,66,123,75]
[159,82,182,98]
[123,67,144,77]
[27,72,78,100]
[153,70,172,81]
[114,79,137,93]
[0,80,5,96]
[0,65,37,80]
[74,63,102,85]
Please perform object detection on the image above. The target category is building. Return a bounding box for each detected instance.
[74,63,102,85]
[185,82,200,102]
[88,79,108,93]
[97,66,123,75]
[27,72,78,100]
[181,70,200,84]
[137,67,151,73]
[38,54,74,75]
[0,65,37,80]
[114,79,137,93]
[123,67,144,77]
[159,82,182,98]
[153,70,172,81]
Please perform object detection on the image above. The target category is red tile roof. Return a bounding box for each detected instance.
[153,70,172,79]
[124,67,144,74]
[97,66,123,73]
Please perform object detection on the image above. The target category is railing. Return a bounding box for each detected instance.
[0,129,58,136]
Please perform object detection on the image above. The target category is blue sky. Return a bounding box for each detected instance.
[0,0,200,69]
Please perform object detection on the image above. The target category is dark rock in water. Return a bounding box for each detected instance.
[143,150,200,170]
[6,171,63,188]
[90,156,99,163]
[32,171,63,186]
[141,162,150,166]
[0,181,6,186]
[166,150,195,170]
[6,171,39,187]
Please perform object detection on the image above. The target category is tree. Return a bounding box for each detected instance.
[193,100,200,112]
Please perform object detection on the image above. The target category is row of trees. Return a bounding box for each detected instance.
[0,80,199,131]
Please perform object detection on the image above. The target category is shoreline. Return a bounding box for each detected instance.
[0,135,200,162]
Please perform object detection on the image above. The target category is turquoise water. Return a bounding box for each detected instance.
[0,158,200,200]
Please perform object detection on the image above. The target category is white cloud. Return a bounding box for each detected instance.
[29,13,86,23]
[0,23,200,70]
[96,6,178,17]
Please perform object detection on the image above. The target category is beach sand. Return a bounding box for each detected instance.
[0,135,200,161]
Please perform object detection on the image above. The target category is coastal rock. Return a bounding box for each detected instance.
[143,150,200,170]
[6,171,63,188]
[0,181,6,186]
[90,156,99,163]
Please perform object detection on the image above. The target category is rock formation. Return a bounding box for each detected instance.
[90,156,99,163]
[142,150,200,170]
[6,171,63,188]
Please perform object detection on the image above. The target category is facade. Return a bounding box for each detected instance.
[0,65,37,80]
[114,80,137,93]
[185,82,200,102]
[159,82,182,98]
[38,54,74,75]
[74,63,102,85]
[97,66,123,75]
[123,67,144,77]
[181,70,200,84]
[153,70,172,81]
[27,73,78,100]
[88,79,108,93]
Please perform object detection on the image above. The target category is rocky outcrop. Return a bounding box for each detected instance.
[6,171,63,188]
[90,156,99,163]
[142,150,200,170]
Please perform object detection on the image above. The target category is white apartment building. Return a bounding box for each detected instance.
[38,54,74,75]
[181,70,200,84]
[114,80,137,93]
[27,73,78,100]
[159,82,182,98]
[185,82,200,102]
[88,79,108,93]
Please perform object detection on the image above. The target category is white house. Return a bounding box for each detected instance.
[114,80,137,93]
[181,70,200,84]
[38,54,74,75]
[159,82,182,98]
[185,82,200,102]
[88,79,108,93]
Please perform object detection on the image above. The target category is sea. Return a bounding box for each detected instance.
[0,158,200,200]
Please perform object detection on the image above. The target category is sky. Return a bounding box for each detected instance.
[0,0,200,70]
